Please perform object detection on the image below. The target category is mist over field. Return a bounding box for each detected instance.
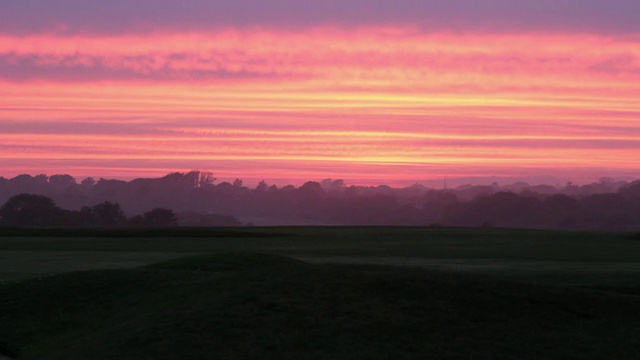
[1,171,639,231]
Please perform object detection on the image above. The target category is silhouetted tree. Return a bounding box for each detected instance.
[619,181,640,199]
[49,174,76,190]
[255,180,269,192]
[89,201,127,227]
[81,177,96,187]
[7,174,48,195]
[0,193,63,227]
[130,208,178,227]
[162,171,216,189]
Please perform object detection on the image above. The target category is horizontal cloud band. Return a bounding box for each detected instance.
[0,31,639,84]
[2,0,640,35]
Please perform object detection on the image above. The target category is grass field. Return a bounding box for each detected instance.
[1,227,640,359]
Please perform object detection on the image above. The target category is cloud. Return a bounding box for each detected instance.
[588,55,640,76]
[0,52,288,82]
[1,0,640,36]
[1,30,639,85]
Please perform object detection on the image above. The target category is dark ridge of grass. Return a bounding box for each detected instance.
[145,252,306,272]
[0,227,285,238]
[1,253,640,359]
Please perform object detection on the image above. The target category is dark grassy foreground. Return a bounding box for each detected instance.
[1,228,640,359]
[0,253,639,359]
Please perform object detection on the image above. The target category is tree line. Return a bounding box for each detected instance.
[1,172,639,231]
[0,193,177,228]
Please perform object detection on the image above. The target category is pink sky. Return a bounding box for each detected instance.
[1,1,639,186]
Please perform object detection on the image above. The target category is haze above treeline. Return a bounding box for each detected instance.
[1,171,639,231]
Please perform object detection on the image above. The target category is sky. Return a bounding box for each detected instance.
[1,0,639,186]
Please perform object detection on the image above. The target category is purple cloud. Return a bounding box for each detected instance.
[0,52,288,82]
[1,0,639,36]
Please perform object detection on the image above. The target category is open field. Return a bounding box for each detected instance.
[1,227,640,285]
[1,227,640,359]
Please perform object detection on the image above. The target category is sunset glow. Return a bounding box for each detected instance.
[1,1,639,186]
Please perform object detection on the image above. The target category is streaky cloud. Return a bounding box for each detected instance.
[0,52,289,82]
[1,31,639,84]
